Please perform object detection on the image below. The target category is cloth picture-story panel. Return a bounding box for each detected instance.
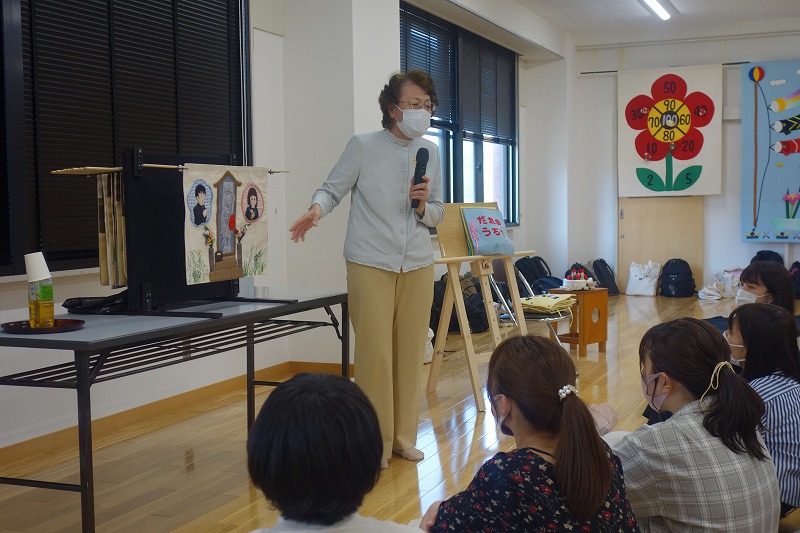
[183,164,269,285]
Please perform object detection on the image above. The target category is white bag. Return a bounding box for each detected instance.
[719,268,743,298]
[697,285,722,300]
[626,260,661,296]
[423,327,434,364]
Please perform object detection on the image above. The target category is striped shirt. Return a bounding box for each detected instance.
[749,371,800,507]
[613,400,780,532]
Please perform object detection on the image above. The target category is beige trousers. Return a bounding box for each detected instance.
[346,261,434,459]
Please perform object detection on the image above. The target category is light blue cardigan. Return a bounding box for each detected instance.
[311,129,444,272]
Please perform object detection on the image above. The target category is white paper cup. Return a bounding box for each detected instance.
[24,252,51,282]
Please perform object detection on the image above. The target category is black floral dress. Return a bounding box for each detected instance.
[430,446,640,532]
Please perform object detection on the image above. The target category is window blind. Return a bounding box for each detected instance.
[460,31,516,142]
[0,9,9,272]
[400,2,454,125]
[0,0,244,274]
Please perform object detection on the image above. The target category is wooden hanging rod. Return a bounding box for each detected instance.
[51,164,178,175]
[50,165,289,176]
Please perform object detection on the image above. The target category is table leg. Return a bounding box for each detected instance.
[341,302,350,378]
[75,351,95,533]
[246,324,255,430]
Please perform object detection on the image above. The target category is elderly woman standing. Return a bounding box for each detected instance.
[290,70,443,469]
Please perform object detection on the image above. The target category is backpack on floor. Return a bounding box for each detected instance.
[564,262,596,281]
[429,273,489,340]
[515,255,551,281]
[515,256,561,296]
[526,276,562,296]
[751,250,784,265]
[659,258,696,297]
[592,258,621,295]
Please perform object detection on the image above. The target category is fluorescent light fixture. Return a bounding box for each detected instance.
[641,0,671,20]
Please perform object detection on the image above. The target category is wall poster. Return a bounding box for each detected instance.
[740,59,800,241]
[618,64,722,197]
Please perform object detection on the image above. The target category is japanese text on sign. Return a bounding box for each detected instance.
[476,215,507,237]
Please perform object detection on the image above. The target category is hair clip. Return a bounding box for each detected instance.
[558,384,578,400]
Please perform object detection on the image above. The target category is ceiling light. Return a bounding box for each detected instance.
[641,0,671,20]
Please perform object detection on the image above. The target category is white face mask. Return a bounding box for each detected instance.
[729,355,747,367]
[723,329,747,367]
[735,287,769,305]
[395,106,431,138]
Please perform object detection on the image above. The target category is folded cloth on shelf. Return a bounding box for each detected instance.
[520,294,576,314]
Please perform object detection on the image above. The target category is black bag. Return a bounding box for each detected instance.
[528,276,562,295]
[659,258,696,297]
[592,258,621,295]
[515,256,561,296]
[62,290,129,314]
[564,262,596,281]
[515,255,551,280]
[790,261,800,298]
[429,274,489,339]
[751,250,784,265]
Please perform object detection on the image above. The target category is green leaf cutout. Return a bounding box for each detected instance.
[672,166,702,191]
[636,168,665,192]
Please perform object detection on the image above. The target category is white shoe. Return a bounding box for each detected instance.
[393,447,424,461]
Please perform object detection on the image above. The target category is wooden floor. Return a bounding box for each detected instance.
[2,295,799,532]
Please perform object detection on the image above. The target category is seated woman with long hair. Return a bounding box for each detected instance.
[613,318,780,532]
[645,260,797,425]
[727,303,800,518]
[736,260,795,312]
[420,335,640,532]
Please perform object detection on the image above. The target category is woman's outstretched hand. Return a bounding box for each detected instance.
[290,204,321,242]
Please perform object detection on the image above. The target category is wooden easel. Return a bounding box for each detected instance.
[426,202,535,411]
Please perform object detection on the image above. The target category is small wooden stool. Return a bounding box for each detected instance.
[549,287,608,356]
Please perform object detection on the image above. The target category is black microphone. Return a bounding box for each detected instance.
[411,147,429,209]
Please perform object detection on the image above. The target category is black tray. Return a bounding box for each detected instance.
[1,319,86,334]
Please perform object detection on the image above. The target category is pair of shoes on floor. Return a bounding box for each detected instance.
[392,447,424,461]
[380,458,389,470]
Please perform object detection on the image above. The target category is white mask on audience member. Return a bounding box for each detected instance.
[729,356,746,367]
[735,287,767,305]
[723,329,747,367]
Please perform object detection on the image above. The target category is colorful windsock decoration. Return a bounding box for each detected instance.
[773,113,800,135]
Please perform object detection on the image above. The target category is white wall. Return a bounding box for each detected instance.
[517,58,570,270]
[282,0,353,299]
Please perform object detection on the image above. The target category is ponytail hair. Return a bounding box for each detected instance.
[487,335,611,520]
[640,318,767,459]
